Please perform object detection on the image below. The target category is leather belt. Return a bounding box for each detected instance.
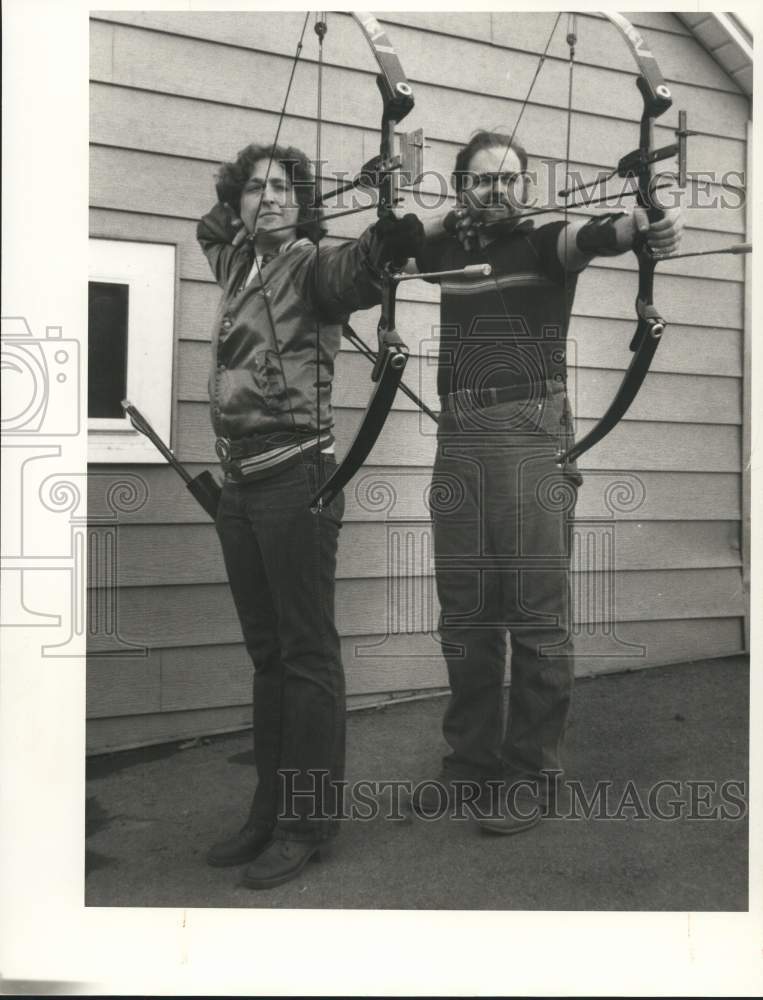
[440,381,562,413]
[214,434,272,462]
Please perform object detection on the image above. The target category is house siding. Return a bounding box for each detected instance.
[87,11,749,753]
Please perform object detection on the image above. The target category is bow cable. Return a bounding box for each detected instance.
[244,11,320,504]
[561,14,577,470]
[497,12,563,178]
[314,13,328,492]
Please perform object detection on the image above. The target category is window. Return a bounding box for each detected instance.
[89,281,129,419]
[88,239,176,463]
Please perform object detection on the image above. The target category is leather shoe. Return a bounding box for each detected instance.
[241,839,323,890]
[407,777,483,818]
[206,825,273,868]
[476,784,542,836]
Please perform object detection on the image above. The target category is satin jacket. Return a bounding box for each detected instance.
[197,203,384,442]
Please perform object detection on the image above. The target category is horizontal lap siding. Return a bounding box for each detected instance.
[87,12,749,753]
[88,520,742,587]
[87,615,743,753]
[87,570,745,651]
[89,465,741,525]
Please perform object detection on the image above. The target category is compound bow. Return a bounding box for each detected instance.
[559,12,675,465]
[241,12,419,513]
[309,13,414,511]
[474,12,750,467]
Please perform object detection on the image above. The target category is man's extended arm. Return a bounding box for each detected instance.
[416,204,685,271]
[556,207,684,272]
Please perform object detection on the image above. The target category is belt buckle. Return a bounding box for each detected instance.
[215,437,232,462]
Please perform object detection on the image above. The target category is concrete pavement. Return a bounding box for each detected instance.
[85,654,748,910]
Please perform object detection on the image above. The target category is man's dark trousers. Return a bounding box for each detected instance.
[431,387,579,787]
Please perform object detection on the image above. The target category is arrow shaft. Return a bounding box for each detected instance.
[661,242,751,260]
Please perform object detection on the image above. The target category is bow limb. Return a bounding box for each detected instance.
[310,12,414,512]
[559,12,672,467]
[308,278,409,514]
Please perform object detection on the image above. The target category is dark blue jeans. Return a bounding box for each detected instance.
[430,386,580,786]
[215,456,345,842]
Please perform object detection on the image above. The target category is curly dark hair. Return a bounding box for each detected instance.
[214,142,327,243]
[452,130,529,197]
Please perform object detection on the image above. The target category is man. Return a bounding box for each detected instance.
[197,141,421,887]
[412,130,682,832]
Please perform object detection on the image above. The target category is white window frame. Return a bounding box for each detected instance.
[88,238,176,463]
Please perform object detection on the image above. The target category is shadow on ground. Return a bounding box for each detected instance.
[85,655,749,910]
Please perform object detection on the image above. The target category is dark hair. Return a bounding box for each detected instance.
[452,130,529,196]
[214,142,327,243]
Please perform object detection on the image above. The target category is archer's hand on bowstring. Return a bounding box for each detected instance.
[208,199,249,249]
[442,193,524,253]
[211,199,258,250]
[442,205,481,252]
